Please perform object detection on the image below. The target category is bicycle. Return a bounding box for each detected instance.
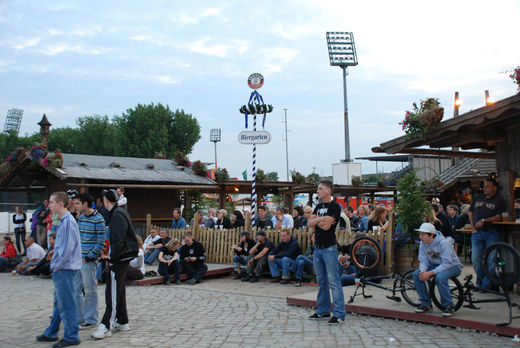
[429,242,520,326]
[347,236,420,307]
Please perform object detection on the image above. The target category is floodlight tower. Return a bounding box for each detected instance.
[326,32,358,162]
[3,109,24,135]
[210,128,221,169]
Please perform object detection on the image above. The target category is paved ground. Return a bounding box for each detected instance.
[0,273,517,348]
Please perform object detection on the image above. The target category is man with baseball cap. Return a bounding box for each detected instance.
[92,189,138,339]
[412,222,462,317]
[242,230,274,283]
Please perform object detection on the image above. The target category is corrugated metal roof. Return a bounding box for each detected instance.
[58,153,215,185]
[439,158,496,191]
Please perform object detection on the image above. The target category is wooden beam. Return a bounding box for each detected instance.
[65,183,218,190]
[391,148,495,159]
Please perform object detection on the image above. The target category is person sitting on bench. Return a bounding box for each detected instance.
[412,222,462,317]
[179,232,207,285]
[242,230,275,283]
[158,239,181,285]
[231,231,256,279]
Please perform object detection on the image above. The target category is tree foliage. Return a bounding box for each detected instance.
[0,103,201,160]
[396,170,428,246]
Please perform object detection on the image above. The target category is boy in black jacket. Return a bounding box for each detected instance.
[92,189,138,340]
[180,232,207,285]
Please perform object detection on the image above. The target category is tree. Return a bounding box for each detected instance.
[75,115,116,155]
[267,171,279,182]
[114,103,200,158]
[48,127,81,153]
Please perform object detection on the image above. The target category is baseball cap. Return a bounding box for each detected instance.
[256,230,266,236]
[66,189,79,199]
[240,231,250,237]
[102,189,120,203]
[414,223,436,234]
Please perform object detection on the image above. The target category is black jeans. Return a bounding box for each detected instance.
[101,260,130,329]
[14,228,26,253]
[126,266,144,281]
[180,260,207,281]
[158,260,181,282]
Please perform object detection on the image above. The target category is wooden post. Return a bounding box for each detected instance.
[145,214,152,236]
[244,211,252,231]
[193,212,200,240]
[219,191,226,209]
[385,211,395,274]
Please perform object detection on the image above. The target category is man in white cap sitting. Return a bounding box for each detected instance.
[412,222,462,317]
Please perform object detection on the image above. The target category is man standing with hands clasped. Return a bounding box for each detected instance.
[307,180,346,324]
[37,192,82,347]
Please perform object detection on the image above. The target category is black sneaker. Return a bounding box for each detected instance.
[294,280,302,287]
[36,334,59,342]
[249,276,259,283]
[241,275,252,282]
[414,305,432,313]
[328,316,344,324]
[52,339,81,348]
[270,276,281,283]
[309,312,331,320]
[232,273,242,280]
[441,306,454,317]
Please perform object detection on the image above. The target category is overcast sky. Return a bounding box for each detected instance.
[1,0,519,179]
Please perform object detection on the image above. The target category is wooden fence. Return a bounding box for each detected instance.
[147,212,395,274]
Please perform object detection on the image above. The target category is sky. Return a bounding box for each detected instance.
[1,0,519,180]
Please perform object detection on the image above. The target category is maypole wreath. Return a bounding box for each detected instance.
[239,91,274,129]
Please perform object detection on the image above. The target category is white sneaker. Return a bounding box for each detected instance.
[112,322,130,332]
[91,324,112,339]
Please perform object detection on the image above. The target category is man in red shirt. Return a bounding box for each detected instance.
[0,236,18,271]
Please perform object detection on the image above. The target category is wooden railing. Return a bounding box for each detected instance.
[147,212,395,274]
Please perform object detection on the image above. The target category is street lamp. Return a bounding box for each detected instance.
[210,128,221,170]
[326,31,358,162]
[485,90,494,105]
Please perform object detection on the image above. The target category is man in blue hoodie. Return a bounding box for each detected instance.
[412,222,462,317]
[267,229,301,284]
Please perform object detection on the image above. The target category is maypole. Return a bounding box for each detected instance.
[238,73,273,226]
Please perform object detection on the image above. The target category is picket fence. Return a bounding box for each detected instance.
[147,212,395,274]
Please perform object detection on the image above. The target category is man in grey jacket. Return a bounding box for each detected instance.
[412,223,462,317]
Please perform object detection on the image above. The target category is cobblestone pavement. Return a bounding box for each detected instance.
[0,274,516,348]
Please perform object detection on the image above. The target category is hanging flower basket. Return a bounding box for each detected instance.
[192,160,209,177]
[42,152,64,169]
[291,170,305,184]
[399,98,444,140]
[30,144,48,164]
[214,168,230,182]
[174,151,191,167]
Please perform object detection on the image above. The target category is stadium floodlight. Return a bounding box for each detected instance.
[210,128,221,169]
[326,31,358,162]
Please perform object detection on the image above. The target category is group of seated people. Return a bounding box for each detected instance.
[230,229,375,287]
[141,228,208,285]
[0,235,54,278]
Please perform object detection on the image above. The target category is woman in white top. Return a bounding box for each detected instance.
[127,235,145,280]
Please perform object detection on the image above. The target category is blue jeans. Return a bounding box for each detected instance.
[80,261,98,325]
[268,257,295,278]
[144,249,161,264]
[158,260,181,282]
[339,264,357,286]
[291,255,313,280]
[471,229,501,289]
[43,269,80,342]
[233,255,248,269]
[413,266,462,308]
[0,256,9,271]
[72,268,84,324]
[314,245,346,320]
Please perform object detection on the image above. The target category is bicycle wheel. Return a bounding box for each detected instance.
[483,242,520,289]
[400,270,421,307]
[350,236,381,270]
[429,276,464,311]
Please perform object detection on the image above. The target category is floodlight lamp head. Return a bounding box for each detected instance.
[326,31,358,67]
[210,128,221,143]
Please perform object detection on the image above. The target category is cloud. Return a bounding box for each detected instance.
[171,7,222,26]
[260,47,299,73]
[37,43,106,55]
[176,38,249,58]
[14,37,41,49]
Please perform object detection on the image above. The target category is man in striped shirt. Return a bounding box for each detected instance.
[74,193,105,330]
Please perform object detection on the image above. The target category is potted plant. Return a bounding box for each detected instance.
[174,151,191,167]
[351,176,364,186]
[256,169,267,183]
[510,66,520,93]
[290,170,305,184]
[214,168,230,183]
[394,170,429,272]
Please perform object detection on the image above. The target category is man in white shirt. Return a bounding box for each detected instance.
[143,228,160,250]
[271,208,294,231]
[17,237,46,274]
[117,187,128,210]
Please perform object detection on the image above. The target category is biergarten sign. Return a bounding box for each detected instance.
[238,130,272,144]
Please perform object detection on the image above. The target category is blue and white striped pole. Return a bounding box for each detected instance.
[251,113,257,226]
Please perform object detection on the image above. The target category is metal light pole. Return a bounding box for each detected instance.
[283,108,289,181]
[210,128,221,170]
[326,32,358,162]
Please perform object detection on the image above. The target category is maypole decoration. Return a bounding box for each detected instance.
[238,73,273,225]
